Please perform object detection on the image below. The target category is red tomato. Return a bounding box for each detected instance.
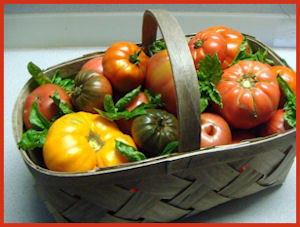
[188,31,227,69]
[23,84,72,129]
[270,66,296,107]
[201,113,232,148]
[204,26,248,69]
[81,56,104,74]
[116,92,149,134]
[260,109,291,137]
[231,129,256,144]
[145,50,177,115]
[103,42,148,93]
[216,61,280,129]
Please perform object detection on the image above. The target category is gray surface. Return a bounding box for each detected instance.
[4,47,296,223]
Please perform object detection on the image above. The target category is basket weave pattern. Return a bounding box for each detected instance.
[33,143,295,223]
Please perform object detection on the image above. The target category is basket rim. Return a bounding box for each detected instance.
[18,128,296,178]
[12,33,296,178]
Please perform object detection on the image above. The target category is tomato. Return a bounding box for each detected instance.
[270,66,296,107]
[145,50,177,115]
[116,91,149,134]
[81,56,104,74]
[216,60,280,129]
[205,26,247,69]
[23,84,72,130]
[43,112,136,172]
[260,109,291,137]
[131,109,178,157]
[71,69,113,113]
[188,31,227,69]
[201,113,232,148]
[231,129,256,144]
[103,42,148,93]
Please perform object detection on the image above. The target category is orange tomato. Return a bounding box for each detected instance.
[103,42,148,93]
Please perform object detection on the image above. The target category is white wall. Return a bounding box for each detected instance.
[4,4,296,49]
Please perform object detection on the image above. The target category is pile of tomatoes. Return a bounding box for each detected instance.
[20,25,296,173]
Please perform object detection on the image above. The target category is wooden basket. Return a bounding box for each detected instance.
[12,9,296,223]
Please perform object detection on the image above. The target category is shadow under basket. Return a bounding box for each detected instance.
[12,9,296,223]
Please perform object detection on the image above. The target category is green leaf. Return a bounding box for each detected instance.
[115,140,146,162]
[103,95,116,113]
[277,74,296,106]
[17,129,48,151]
[200,97,209,113]
[27,62,51,85]
[229,39,274,66]
[197,55,223,112]
[29,102,51,130]
[160,141,179,156]
[197,53,223,84]
[148,40,166,56]
[115,85,141,111]
[95,108,130,121]
[277,74,296,128]
[49,90,73,116]
[125,103,155,120]
[144,90,165,107]
[51,71,75,94]
[207,83,223,109]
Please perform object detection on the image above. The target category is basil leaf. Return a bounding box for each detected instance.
[198,53,223,84]
[207,83,223,109]
[17,129,48,151]
[125,103,151,120]
[160,141,179,156]
[51,71,75,94]
[115,140,146,162]
[103,95,116,113]
[94,108,130,121]
[148,40,166,56]
[49,90,73,116]
[144,90,165,107]
[27,62,51,85]
[277,74,296,128]
[229,39,274,66]
[197,54,223,112]
[29,102,51,130]
[115,85,141,111]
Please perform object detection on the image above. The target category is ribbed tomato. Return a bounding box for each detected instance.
[131,109,178,157]
[216,61,280,129]
[71,69,113,113]
[188,31,227,69]
[145,50,177,115]
[205,26,247,69]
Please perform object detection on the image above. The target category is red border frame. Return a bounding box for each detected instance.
[1,0,298,225]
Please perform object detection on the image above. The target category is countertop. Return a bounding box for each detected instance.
[4,47,296,223]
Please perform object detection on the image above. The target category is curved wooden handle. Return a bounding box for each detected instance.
[142,9,201,153]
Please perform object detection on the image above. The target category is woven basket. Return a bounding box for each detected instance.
[12,9,296,223]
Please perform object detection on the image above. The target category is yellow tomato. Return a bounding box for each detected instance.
[43,112,136,172]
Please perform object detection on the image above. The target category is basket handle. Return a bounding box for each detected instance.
[142,9,201,153]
